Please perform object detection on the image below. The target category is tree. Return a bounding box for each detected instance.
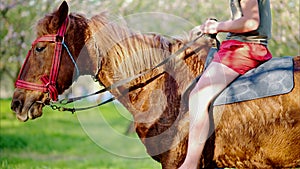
[0,0,59,97]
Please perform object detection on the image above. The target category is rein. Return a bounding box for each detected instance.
[16,16,214,113]
[51,32,213,113]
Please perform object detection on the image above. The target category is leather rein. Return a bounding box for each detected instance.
[51,32,208,113]
[15,16,212,113]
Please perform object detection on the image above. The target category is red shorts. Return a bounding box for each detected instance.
[212,40,272,75]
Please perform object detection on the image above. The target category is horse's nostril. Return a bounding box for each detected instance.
[11,99,23,112]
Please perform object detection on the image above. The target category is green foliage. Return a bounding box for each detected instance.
[0,99,160,169]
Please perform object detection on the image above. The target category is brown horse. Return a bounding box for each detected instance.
[11,1,300,168]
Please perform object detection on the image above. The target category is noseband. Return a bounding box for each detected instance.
[15,17,76,101]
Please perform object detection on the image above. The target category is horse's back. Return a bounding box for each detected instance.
[212,56,300,168]
[294,55,300,70]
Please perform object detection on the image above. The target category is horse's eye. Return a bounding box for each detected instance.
[35,46,46,52]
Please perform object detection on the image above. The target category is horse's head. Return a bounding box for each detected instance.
[11,1,91,121]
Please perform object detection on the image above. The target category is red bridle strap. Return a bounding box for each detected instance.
[15,17,69,101]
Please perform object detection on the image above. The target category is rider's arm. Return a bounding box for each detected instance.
[200,0,260,34]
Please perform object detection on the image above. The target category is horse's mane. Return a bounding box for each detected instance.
[88,13,189,81]
[36,9,207,84]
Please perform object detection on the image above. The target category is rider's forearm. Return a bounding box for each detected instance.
[217,17,259,34]
[217,0,260,34]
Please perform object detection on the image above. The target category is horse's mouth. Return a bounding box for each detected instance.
[16,111,29,122]
[11,90,50,122]
[16,101,44,122]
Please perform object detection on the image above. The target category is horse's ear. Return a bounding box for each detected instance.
[50,1,69,31]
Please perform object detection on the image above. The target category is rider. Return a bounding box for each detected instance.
[179,0,272,168]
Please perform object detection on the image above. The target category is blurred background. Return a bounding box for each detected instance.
[0,0,299,168]
[0,0,299,98]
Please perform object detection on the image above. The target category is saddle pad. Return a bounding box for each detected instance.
[213,56,294,106]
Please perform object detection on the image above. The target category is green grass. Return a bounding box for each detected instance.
[0,99,160,169]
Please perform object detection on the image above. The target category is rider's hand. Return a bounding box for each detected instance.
[199,19,219,34]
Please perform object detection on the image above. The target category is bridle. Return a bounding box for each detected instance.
[15,15,216,113]
[15,17,78,101]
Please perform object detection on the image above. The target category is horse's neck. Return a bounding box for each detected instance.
[87,17,170,86]
[86,14,212,96]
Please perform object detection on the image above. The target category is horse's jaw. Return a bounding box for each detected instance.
[11,89,48,122]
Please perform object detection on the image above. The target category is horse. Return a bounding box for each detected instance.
[11,1,300,168]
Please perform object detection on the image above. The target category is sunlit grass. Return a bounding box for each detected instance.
[0,99,160,169]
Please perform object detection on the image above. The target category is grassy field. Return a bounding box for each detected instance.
[0,99,160,169]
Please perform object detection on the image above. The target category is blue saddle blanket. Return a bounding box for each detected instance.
[213,56,294,106]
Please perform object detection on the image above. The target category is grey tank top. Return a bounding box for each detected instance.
[227,0,272,45]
